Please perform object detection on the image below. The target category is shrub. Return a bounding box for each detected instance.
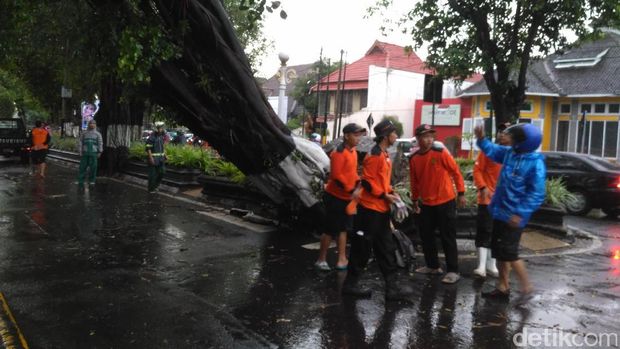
[128,142,245,183]
[545,177,576,209]
[455,157,474,178]
[51,136,78,152]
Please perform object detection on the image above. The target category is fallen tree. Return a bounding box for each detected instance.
[148,0,329,208]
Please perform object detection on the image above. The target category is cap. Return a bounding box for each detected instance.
[415,124,436,136]
[342,123,366,134]
[154,121,165,128]
[373,119,397,137]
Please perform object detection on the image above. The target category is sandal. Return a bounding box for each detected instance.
[314,261,331,271]
[415,266,444,275]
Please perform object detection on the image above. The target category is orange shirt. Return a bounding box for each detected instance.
[409,144,465,206]
[359,145,393,213]
[325,144,360,200]
[31,128,50,150]
[473,152,502,205]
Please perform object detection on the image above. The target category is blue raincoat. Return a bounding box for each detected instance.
[476,138,546,228]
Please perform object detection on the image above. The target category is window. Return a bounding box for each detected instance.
[484,101,493,111]
[573,120,618,158]
[461,118,473,150]
[546,155,589,171]
[559,104,571,114]
[544,154,562,169]
[604,122,618,158]
[594,104,606,114]
[461,117,485,150]
[336,91,352,114]
[556,120,569,151]
[589,121,604,156]
[520,101,533,112]
[519,118,532,124]
[0,120,18,129]
[576,119,590,153]
[609,104,619,114]
[580,104,592,113]
[359,90,368,109]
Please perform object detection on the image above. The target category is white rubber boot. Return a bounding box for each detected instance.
[486,248,499,277]
[472,247,487,278]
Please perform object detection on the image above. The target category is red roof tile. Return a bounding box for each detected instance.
[311,41,433,92]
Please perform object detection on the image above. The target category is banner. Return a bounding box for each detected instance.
[421,105,461,126]
[81,100,100,130]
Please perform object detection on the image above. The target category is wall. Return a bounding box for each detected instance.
[367,65,424,137]
[414,98,473,158]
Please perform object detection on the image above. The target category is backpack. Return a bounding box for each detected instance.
[392,229,416,271]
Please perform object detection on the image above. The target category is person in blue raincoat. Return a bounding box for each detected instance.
[474,123,546,301]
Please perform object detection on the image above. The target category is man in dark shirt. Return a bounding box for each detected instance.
[145,122,167,193]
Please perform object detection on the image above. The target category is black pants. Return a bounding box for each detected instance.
[347,205,398,279]
[419,200,459,273]
[475,205,492,248]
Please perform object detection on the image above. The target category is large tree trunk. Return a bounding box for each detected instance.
[98,76,145,176]
[148,0,329,208]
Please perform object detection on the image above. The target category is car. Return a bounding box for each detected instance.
[0,118,30,162]
[141,130,153,142]
[393,137,419,157]
[543,151,620,217]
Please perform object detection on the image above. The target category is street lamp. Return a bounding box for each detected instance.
[277,52,289,124]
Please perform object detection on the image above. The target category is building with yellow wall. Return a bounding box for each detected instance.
[459,28,620,160]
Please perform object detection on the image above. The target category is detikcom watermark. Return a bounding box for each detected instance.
[513,327,618,348]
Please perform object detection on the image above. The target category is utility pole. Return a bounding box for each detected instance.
[322,59,331,144]
[313,48,322,136]
[337,52,348,138]
[332,50,344,140]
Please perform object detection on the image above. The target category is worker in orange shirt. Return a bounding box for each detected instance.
[315,123,366,271]
[342,119,414,302]
[30,120,51,178]
[410,124,466,284]
[472,122,511,278]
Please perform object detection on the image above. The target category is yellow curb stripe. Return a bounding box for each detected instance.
[0,293,29,349]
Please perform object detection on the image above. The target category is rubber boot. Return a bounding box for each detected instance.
[385,274,414,302]
[486,248,499,277]
[472,247,487,278]
[342,274,372,298]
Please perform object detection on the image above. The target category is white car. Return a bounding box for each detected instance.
[393,137,419,157]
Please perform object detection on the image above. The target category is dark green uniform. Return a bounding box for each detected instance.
[146,131,166,192]
[77,129,103,185]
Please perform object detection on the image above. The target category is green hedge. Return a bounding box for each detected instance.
[396,159,573,210]
[128,143,246,183]
[50,136,78,152]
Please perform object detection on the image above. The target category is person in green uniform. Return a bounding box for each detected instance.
[146,121,167,192]
[77,120,103,186]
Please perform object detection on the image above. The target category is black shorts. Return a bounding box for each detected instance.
[324,192,353,237]
[31,149,48,164]
[491,219,523,262]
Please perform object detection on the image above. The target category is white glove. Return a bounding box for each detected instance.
[391,199,409,223]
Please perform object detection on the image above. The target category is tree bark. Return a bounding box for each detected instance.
[98,76,145,176]
[147,0,329,208]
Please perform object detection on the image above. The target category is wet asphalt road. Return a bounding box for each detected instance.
[0,161,619,348]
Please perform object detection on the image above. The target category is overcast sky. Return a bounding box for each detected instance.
[256,0,419,78]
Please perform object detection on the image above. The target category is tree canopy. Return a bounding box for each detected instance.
[372,0,620,125]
